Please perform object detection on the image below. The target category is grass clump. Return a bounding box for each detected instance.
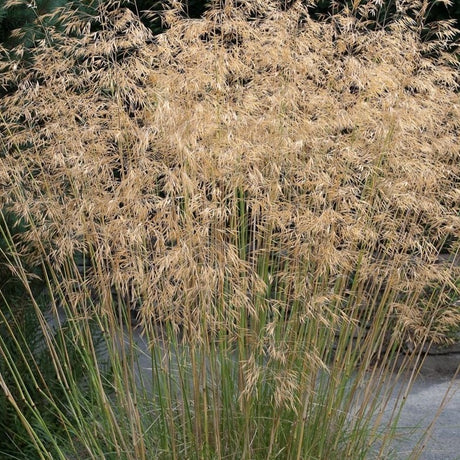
[0,0,459,458]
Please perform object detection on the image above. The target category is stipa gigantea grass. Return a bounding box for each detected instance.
[0,0,459,458]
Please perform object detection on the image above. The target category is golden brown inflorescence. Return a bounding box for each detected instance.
[1,0,459,351]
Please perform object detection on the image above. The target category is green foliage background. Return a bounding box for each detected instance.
[1,0,459,49]
[0,0,68,45]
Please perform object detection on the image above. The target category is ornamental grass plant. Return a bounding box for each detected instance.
[0,0,459,458]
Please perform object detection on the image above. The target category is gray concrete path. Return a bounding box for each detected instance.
[380,355,460,460]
